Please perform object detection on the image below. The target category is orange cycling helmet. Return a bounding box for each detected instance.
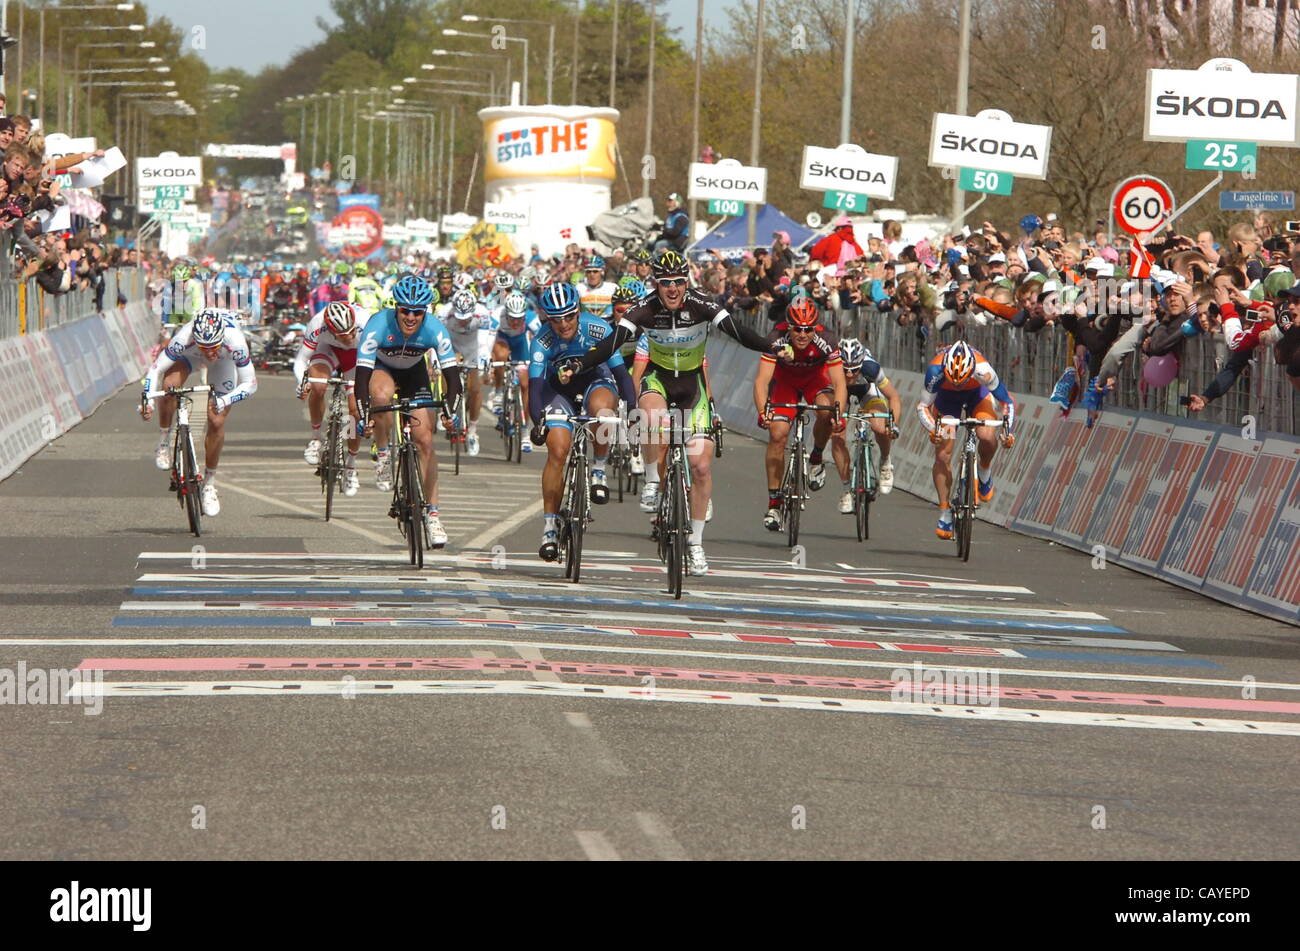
[787,298,821,329]
[942,340,976,385]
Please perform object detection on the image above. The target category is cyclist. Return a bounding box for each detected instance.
[917,339,1016,540]
[355,274,463,548]
[291,268,312,315]
[348,262,385,315]
[753,298,847,531]
[491,289,542,451]
[166,261,206,327]
[435,265,455,302]
[435,288,492,456]
[611,282,648,475]
[381,262,403,296]
[830,338,902,515]
[140,308,257,517]
[579,255,618,319]
[562,249,778,575]
[294,300,371,497]
[529,283,638,562]
[311,261,351,315]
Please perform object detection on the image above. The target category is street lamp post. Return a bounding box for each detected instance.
[840,0,855,145]
[690,0,703,236]
[951,0,972,222]
[642,0,655,198]
[609,0,618,108]
[441,28,528,104]
[78,63,169,133]
[462,14,556,105]
[60,22,146,130]
[747,0,766,246]
[39,3,137,126]
[430,50,505,104]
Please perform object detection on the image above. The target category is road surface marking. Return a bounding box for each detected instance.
[575,831,622,861]
[65,679,1300,736]
[634,812,689,861]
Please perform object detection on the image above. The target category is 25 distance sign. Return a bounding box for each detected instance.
[1113,176,1175,235]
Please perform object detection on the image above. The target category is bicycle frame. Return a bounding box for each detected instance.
[545,412,601,582]
[146,385,211,536]
[937,412,1005,561]
[371,395,444,566]
[766,400,839,548]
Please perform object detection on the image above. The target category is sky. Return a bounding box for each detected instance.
[149,0,724,74]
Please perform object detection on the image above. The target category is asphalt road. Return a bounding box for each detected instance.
[1,371,1297,861]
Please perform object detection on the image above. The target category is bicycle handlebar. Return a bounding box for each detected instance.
[937,416,1005,428]
[145,385,211,401]
[369,397,445,414]
[306,376,353,388]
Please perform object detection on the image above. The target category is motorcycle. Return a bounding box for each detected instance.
[587,197,664,253]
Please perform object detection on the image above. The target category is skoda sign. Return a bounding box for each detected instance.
[799,144,898,201]
[483,203,530,226]
[687,159,767,203]
[928,110,1052,180]
[1145,59,1300,147]
[136,153,203,187]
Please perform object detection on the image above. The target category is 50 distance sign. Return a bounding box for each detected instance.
[1113,176,1175,235]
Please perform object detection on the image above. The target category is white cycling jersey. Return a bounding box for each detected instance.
[436,300,493,368]
[143,312,257,411]
[293,304,372,384]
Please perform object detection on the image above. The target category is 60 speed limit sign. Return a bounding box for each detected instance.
[1112,176,1175,235]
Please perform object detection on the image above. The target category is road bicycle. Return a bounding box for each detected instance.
[145,385,210,537]
[489,359,525,463]
[766,399,839,549]
[938,413,1006,562]
[546,412,603,583]
[846,410,895,543]
[306,374,353,521]
[605,403,639,503]
[370,395,448,568]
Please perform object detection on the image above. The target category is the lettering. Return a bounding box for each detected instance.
[938,133,1040,160]
[692,175,761,191]
[807,162,887,184]
[1155,93,1287,120]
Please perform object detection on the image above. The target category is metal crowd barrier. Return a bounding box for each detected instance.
[2,268,145,340]
[724,299,1300,437]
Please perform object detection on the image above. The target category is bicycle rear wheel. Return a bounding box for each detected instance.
[859,442,875,542]
[181,425,202,537]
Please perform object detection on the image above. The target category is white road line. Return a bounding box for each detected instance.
[574,830,622,861]
[466,498,545,552]
[562,711,630,777]
[67,679,1300,736]
[634,812,689,861]
[217,478,398,547]
[66,635,1270,689]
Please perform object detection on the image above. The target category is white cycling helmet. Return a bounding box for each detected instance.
[451,289,477,314]
[192,310,226,347]
[323,301,356,335]
[839,338,866,371]
[504,291,528,318]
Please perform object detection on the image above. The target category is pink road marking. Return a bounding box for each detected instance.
[75,657,1300,714]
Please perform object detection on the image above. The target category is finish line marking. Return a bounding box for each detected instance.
[73,656,1300,715]
[129,586,1115,627]
[114,603,1177,652]
[64,679,1300,737]
[4,635,1254,687]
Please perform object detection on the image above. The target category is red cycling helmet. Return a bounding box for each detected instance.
[787,298,821,329]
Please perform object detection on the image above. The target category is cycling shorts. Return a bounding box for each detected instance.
[767,369,834,422]
[308,343,358,377]
[538,371,618,432]
[372,359,433,403]
[932,385,991,419]
[496,332,530,363]
[640,365,712,437]
[176,355,244,405]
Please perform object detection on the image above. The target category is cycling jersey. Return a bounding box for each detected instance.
[579,280,619,319]
[495,304,543,363]
[144,311,257,411]
[355,308,459,414]
[293,304,372,384]
[917,345,1014,432]
[606,288,760,373]
[311,282,349,315]
[528,314,636,427]
[165,278,206,325]
[762,322,842,381]
[348,276,385,313]
[435,300,493,368]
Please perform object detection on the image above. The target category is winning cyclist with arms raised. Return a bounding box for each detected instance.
[562,249,777,574]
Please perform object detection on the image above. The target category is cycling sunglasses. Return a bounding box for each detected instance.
[548,312,578,323]
[658,278,688,287]
[396,306,425,316]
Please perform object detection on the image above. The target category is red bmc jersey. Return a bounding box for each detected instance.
[762,322,842,380]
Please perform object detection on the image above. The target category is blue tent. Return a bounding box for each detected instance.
[686,204,816,259]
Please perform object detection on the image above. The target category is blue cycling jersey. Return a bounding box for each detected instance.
[357,308,457,371]
[528,313,625,381]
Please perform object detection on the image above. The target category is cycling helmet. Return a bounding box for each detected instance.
[786,298,821,329]
[538,282,581,320]
[493,272,514,291]
[451,289,477,314]
[386,263,401,276]
[942,340,976,385]
[436,265,454,281]
[612,282,643,305]
[172,263,192,281]
[192,310,226,347]
[632,249,652,264]
[267,262,282,273]
[323,301,357,335]
[651,249,689,280]
[839,338,866,371]
[453,272,475,293]
[392,274,434,309]
[504,290,529,318]
[586,255,606,270]
[353,262,369,277]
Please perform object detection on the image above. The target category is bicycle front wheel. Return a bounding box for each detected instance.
[957,451,975,562]
[323,413,341,521]
[858,442,875,542]
[404,448,425,568]
[181,426,202,537]
[668,464,688,599]
[785,450,803,549]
